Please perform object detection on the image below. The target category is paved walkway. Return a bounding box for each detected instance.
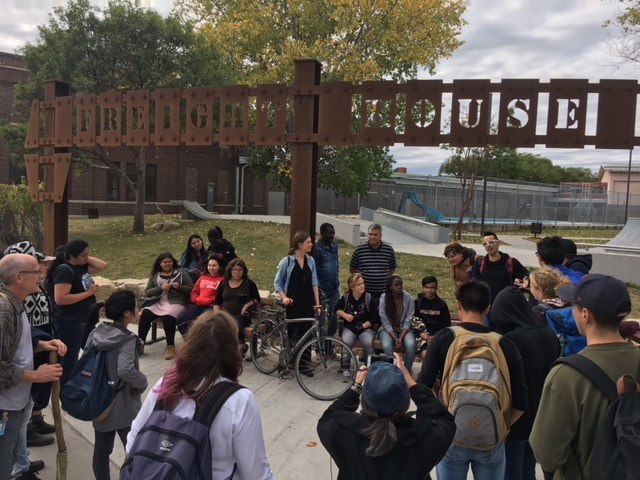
[30,214,547,480]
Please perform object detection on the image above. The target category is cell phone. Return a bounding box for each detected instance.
[367,354,397,367]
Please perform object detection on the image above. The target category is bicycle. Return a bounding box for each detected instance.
[250,300,359,401]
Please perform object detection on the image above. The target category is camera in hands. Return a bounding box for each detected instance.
[367,354,397,367]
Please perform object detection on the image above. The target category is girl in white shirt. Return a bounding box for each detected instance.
[126,310,275,480]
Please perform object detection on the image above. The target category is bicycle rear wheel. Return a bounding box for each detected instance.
[251,318,285,374]
[294,336,358,401]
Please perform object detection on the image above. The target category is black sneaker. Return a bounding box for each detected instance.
[13,471,41,479]
[26,460,45,474]
[26,425,54,447]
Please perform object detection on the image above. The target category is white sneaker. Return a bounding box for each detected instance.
[342,370,351,378]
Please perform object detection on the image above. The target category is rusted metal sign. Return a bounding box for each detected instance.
[25,77,640,202]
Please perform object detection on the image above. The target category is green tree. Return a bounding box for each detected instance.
[175,0,467,197]
[8,0,234,233]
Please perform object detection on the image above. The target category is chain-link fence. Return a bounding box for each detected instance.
[316,175,640,228]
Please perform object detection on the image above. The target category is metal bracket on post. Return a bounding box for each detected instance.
[24,153,71,203]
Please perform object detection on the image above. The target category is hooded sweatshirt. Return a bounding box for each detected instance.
[85,322,148,432]
[317,383,455,480]
[492,287,561,440]
[565,254,592,275]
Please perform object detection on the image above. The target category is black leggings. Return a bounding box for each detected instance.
[93,428,129,480]
[138,309,177,346]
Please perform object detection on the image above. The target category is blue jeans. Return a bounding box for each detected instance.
[11,399,33,477]
[436,443,505,480]
[0,405,29,479]
[504,438,537,480]
[342,328,375,360]
[378,330,416,373]
[54,313,89,385]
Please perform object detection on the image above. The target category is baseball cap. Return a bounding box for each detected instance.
[557,274,631,319]
[362,362,410,417]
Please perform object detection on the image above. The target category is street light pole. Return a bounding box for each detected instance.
[624,147,633,225]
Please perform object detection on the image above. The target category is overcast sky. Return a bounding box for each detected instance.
[1,0,637,177]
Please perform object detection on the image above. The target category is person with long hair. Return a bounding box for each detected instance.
[335,273,379,373]
[84,290,147,480]
[177,256,225,338]
[138,253,193,360]
[378,275,416,374]
[126,310,275,480]
[47,239,108,384]
[492,287,561,480]
[443,243,479,290]
[317,354,455,479]
[179,234,207,282]
[213,258,260,357]
[274,231,322,376]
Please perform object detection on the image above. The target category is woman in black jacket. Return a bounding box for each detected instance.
[317,354,456,480]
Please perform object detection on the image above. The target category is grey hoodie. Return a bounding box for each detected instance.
[85,322,148,432]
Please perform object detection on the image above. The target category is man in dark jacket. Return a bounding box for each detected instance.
[317,356,455,480]
[561,239,592,275]
[471,232,528,303]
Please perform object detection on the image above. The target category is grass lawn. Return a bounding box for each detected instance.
[70,215,639,314]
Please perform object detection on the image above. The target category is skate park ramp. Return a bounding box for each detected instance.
[591,217,640,285]
[170,200,218,220]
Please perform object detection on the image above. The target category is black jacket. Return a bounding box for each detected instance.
[565,254,592,275]
[471,252,528,302]
[492,287,561,440]
[317,384,455,480]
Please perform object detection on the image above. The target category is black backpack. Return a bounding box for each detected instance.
[555,354,640,480]
[121,381,245,480]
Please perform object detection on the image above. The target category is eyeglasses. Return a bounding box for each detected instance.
[535,252,540,256]
[445,254,459,260]
[231,268,244,273]
[482,240,499,247]
[19,270,45,277]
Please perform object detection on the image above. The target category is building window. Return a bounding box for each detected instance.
[106,168,119,200]
[126,163,157,201]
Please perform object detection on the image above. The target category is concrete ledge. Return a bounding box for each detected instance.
[591,250,640,286]
[373,208,449,244]
[316,213,363,247]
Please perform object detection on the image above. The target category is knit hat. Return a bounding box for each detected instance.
[4,241,55,262]
[362,362,410,417]
[558,274,631,320]
[561,239,577,257]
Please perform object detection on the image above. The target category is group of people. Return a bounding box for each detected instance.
[2,223,638,480]
[320,229,638,480]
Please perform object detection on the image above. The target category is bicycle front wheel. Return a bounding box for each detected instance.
[294,336,358,401]
[251,318,285,374]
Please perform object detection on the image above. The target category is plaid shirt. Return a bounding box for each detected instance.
[0,286,26,390]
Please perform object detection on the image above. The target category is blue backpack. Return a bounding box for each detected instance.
[60,345,120,421]
[536,304,587,356]
[121,381,245,480]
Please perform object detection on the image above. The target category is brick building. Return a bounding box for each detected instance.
[0,51,270,216]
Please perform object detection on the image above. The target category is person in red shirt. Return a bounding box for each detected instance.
[176,256,225,338]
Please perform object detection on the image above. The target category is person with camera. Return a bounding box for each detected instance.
[317,354,455,480]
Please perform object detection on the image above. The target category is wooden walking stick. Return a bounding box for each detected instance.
[50,351,68,480]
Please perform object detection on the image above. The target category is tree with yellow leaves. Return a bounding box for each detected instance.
[175,0,468,196]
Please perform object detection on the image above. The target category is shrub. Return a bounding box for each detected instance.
[0,179,43,249]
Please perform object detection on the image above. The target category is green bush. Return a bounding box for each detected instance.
[0,179,43,249]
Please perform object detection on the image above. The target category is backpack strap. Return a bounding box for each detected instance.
[506,257,514,276]
[554,355,617,403]
[196,381,246,427]
[478,256,485,274]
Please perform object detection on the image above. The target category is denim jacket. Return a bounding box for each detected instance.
[274,254,319,295]
[314,240,340,293]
